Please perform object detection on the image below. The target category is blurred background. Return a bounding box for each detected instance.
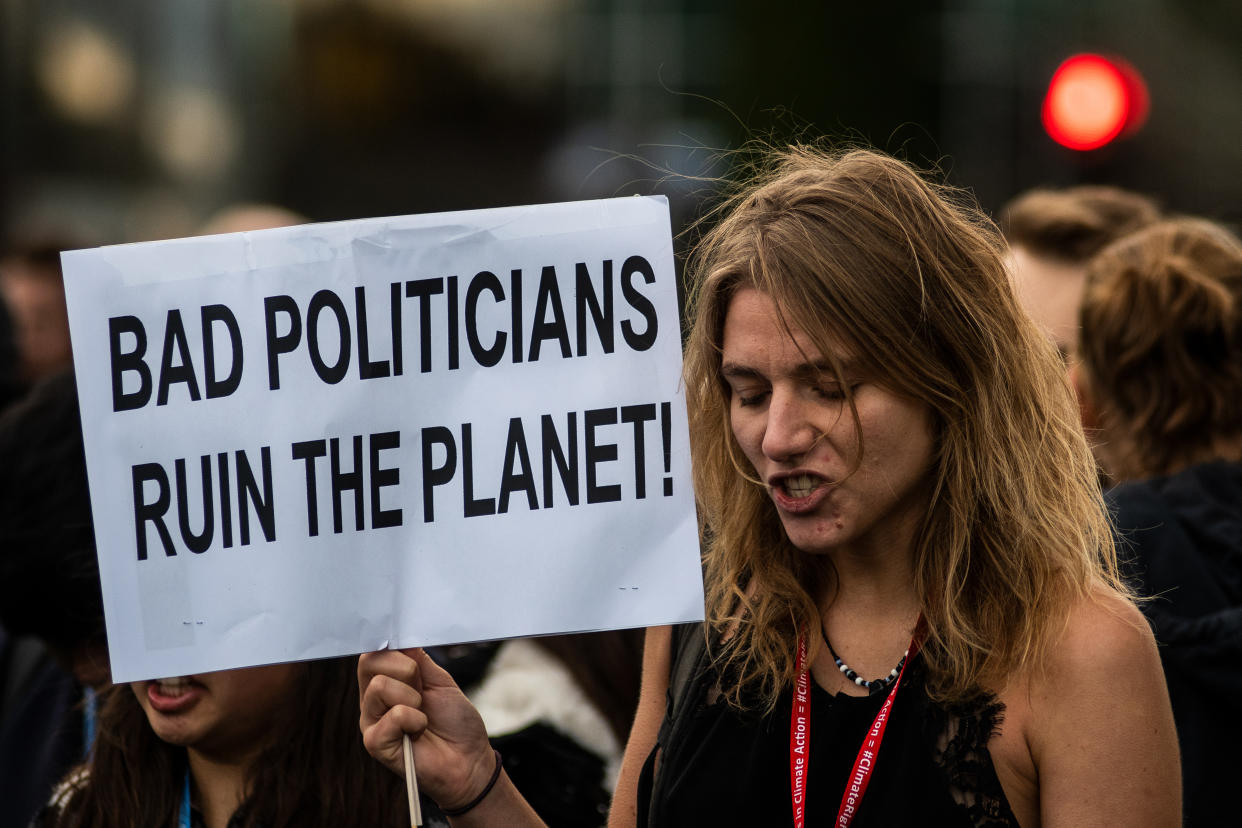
[3,0,1242,245]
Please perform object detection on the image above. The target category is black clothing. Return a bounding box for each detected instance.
[435,642,614,828]
[493,723,611,828]
[1108,460,1242,826]
[0,629,84,828]
[639,626,1017,828]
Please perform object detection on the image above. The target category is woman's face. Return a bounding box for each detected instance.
[131,663,300,763]
[721,288,936,558]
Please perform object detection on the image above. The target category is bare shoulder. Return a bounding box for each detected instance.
[1024,588,1181,827]
[1046,588,1157,676]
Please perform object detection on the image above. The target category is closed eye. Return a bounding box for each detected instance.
[721,363,769,408]
[813,383,856,401]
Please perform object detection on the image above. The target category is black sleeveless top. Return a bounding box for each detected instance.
[638,641,1018,828]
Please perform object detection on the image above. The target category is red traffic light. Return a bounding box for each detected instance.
[1042,54,1150,151]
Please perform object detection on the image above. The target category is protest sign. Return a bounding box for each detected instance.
[62,196,703,682]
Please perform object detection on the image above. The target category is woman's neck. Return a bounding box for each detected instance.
[822,536,919,613]
[815,545,922,687]
[187,748,252,828]
[818,478,927,607]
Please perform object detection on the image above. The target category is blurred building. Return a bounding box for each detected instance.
[2,0,1241,244]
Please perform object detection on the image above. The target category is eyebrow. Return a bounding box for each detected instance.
[719,358,860,382]
[719,362,762,381]
[792,360,851,383]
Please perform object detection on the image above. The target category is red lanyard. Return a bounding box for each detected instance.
[788,632,920,828]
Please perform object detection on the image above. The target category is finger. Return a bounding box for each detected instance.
[360,673,423,728]
[362,672,423,718]
[357,650,420,709]
[361,704,428,773]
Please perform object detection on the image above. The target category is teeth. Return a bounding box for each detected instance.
[782,474,821,498]
[156,677,191,697]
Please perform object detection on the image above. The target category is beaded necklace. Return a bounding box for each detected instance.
[821,624,908,696]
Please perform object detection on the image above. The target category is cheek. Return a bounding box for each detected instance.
[240,666,300,714]
[867,409,935,472]
[728,409,764,461]
[130,683,152,716]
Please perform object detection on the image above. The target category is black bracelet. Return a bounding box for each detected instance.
[441,748,504,817]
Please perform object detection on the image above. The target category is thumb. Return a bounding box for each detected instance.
[402,647,461,692]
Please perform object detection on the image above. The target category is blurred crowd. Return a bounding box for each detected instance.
[1,163,1239,827]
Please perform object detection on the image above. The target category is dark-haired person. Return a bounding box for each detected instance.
[0,372,108,828]
[0,287,20,410]
[1074,217,1242,826]
[36,658,415,828]
[0,375,417,828]
[1001,185,1159,359]
[0,242,75,386]
[358,147,1180,827]
[30,203,433,828]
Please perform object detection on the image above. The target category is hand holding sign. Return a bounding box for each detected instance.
[358,649,491,804]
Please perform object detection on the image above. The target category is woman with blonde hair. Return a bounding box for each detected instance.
[358,148,1180,826]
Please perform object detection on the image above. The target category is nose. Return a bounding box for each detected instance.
[760,388,818,463]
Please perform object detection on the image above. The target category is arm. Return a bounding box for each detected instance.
[608,625,672,828]
[1029,593,1181,827]
[358,647,545,827]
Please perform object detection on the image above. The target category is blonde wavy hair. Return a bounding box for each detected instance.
[683,146,1125,707]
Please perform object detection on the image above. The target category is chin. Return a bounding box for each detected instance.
[789,538,842,556]
[136,700,203,747]
[783,531,844,556]
[778,518,846,555]
[146,719,202,747]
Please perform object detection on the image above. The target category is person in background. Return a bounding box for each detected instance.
[198,204,309,236]
[357,147,1180,827]
[453,630,643,827]
[3,209,312,826]
[1001,185,1159,359]
[1074,217,1242,825]
[0,241,76,386]
[29,203,423,827]
[35,657,413,828]
[0,372,108,828]
[0,285,21,411]
[0,375,416,828]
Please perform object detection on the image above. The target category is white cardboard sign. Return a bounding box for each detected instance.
[62,196,704,682]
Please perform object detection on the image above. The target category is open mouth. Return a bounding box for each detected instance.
[773,473,827,499]
[154,676,195,698]
[145,676,205,713]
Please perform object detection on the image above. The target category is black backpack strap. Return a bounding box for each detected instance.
[657,622,709,746]
[639,622,711,828]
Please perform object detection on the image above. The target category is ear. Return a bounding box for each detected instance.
[1067,360,1101,432]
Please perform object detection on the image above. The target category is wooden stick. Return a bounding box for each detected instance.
[402,734,423,827]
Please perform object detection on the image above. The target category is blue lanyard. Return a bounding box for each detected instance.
[81,687,97,758]
[180,770,193,828]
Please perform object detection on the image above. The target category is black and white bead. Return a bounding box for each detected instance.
[822,626,909,696]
